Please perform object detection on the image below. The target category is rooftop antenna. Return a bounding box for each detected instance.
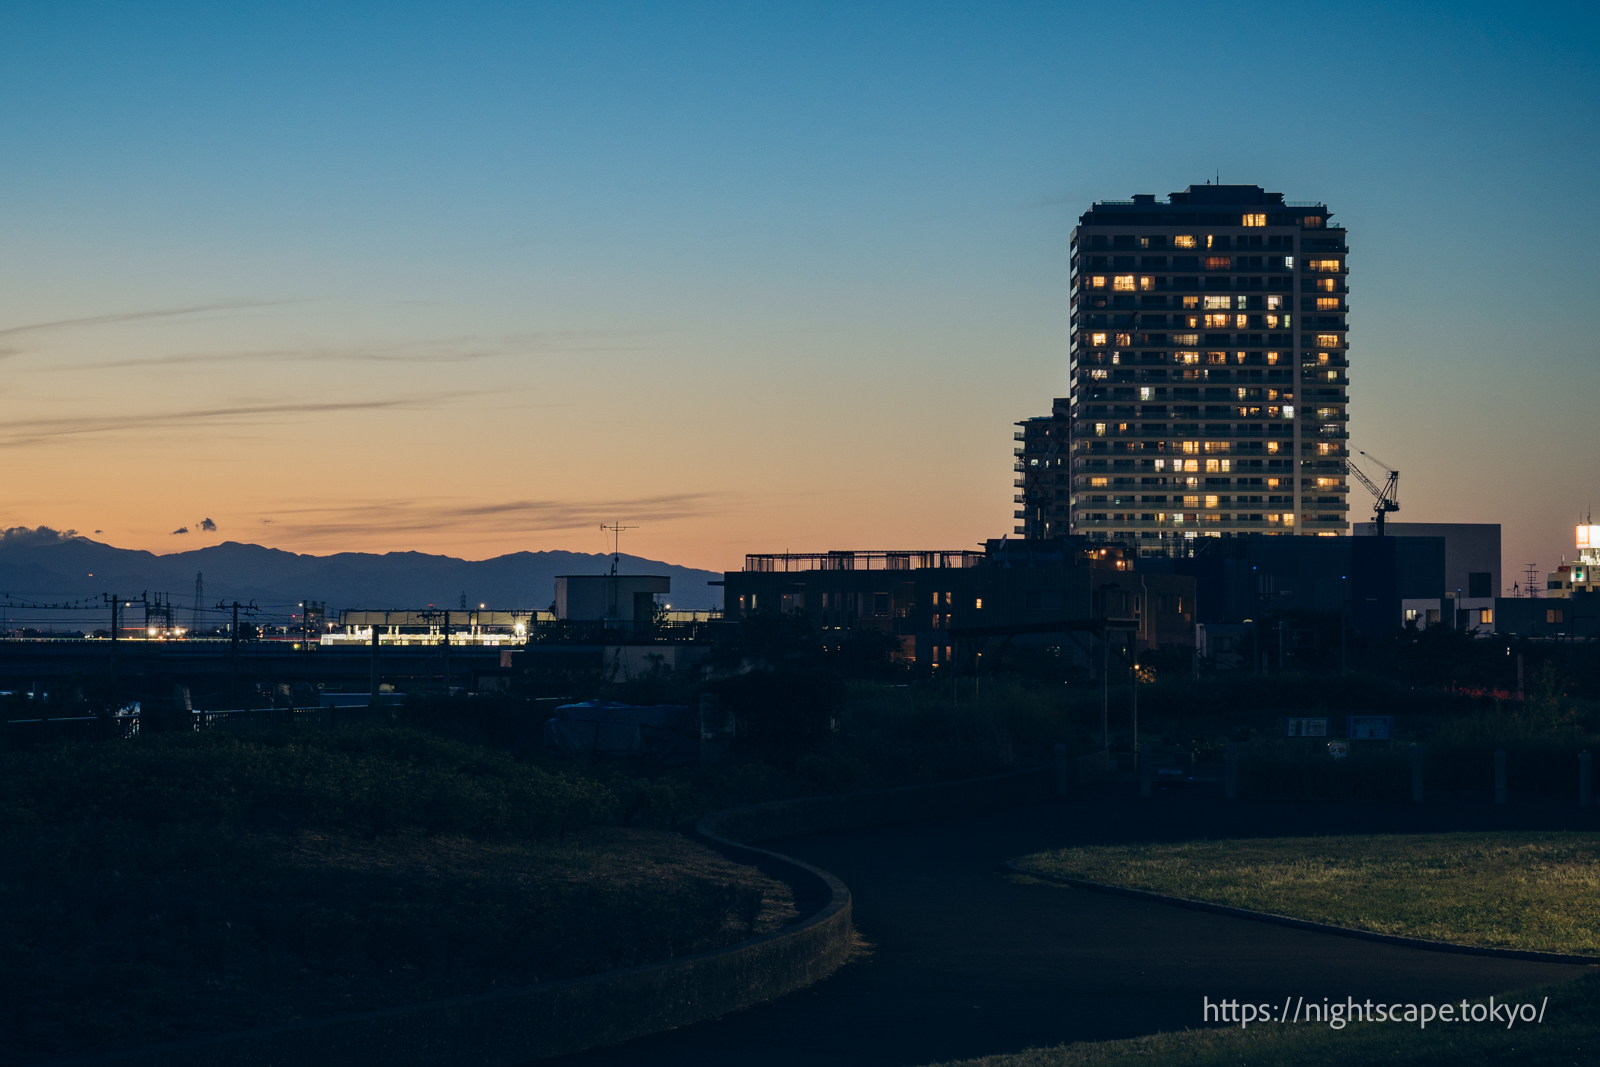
[599,523,639,577]
[1525,563,1540,598]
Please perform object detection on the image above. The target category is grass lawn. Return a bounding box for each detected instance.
[0,728,796,1065]
[1012,832,1600,956]
[920,972,1600,1066]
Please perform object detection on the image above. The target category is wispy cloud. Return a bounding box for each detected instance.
[0,300,297,341]
[32,329,677,372]
[261,492,739,543]
[0,394,479,449]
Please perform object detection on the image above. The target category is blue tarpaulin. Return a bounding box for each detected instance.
[542,701,698,766]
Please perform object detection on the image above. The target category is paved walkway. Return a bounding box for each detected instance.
[547,786,1596,1067]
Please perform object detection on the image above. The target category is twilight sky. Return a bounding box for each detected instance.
[2,1,1596,580]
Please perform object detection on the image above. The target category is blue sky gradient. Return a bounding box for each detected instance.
[1,1,1595,577]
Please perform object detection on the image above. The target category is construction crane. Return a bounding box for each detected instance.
[1346,451,1400,535]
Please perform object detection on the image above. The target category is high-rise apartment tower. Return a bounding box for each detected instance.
[1018,183,1349,553]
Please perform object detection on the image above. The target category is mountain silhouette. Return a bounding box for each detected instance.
[0,528,723,627]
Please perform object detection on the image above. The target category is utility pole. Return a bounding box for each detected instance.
[216,600,256,708]
[442,609,452,693]
[192,571,204,633]
[1129,630,1139,770]
[368,619,383,708]
[1100,626,1109,751]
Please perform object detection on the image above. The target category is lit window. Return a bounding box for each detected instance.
[1205,459,1220,472]
[1204,314,1231,328]
[1316,297,1341,310]
[1548,609,1565,624]
[1285,514,1295,526]
[1235,314,1248,328]
[1282,405,1294,418]
[1206,235,1214,248]
[1204,296,1231,309]
[1203,441,1230,453]
[1173,334,1199,346]
[1154,459,1166,471]
[1266,478,1281,489]
[1205,257,1231,271]
[1303,216,1325,228]
[975,598,983,610]
[1183,495,1200,507]
[1268,513,1282,524]
[1205,495,1219,508]
[1174,235,1196,249]
[1091,332,1107,346]
[1091,276,1107,288]
[1090,368,1107,379]
[1307,259,1342,272]
[1090,477,1108,487]
[1267,441,1280,454]
[1233,351,1246,364]
[1181,441,1200,454]
[1317,352,1329,365]
[1266,315,1280,328]
[1139,387,1153,400]
[1266,352,1280,364]
[1318,443,1335,455]
[1285,256,1294,269]
[1114,333,1132,346]
[1114,275,1136,291]
[1182,460,1199,472]
[1316,334,1340,348]
[1266,295,1283,310]
[1242,213,1266,227]
[1479,608,1493,624]
[1207,351,1227,364]
[1316,278,1336,292]
[1094,423,1107,435]
[1139,276,1154,290]
[1182,296,1200,309]
[1317,478,1339,488]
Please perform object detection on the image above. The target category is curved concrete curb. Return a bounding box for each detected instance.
[1006,861,1600,967]
[52,761,1087,1067]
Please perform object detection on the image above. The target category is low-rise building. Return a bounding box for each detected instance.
[722,540,1195,667]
